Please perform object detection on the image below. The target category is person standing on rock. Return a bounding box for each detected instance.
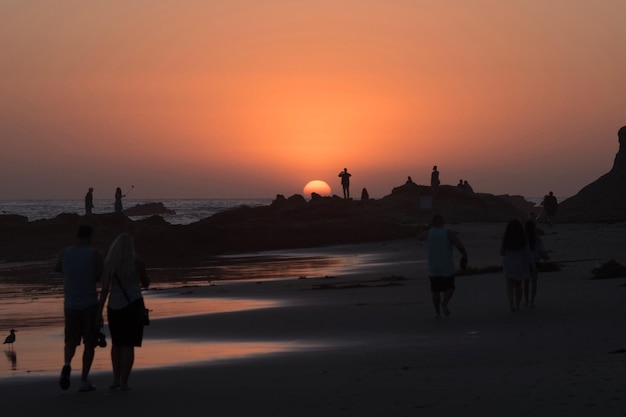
[85,188,94,215]
[426,215,468,318]
[338,168,352,199]
[114,187,125,213]
[430,166,440,187]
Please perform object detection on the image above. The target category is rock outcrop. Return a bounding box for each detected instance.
[123,202,176,217]
[558,126,626,222]
[0,184,533,267]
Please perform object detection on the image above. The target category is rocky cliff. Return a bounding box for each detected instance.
[558,126,626,222]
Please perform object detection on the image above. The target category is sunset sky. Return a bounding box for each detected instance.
[1,1,625,200]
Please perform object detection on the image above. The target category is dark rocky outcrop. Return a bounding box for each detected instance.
[0,184,533,268]
[558,126,626,222]
[123,202,176,217]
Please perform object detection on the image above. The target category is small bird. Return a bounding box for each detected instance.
[3,329,16,347]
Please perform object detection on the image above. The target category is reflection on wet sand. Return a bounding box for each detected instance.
[0,297,300,378]
[148,254,349,289]
[144,295,281,320]
[134,339,320,370]
[0,254,341,329]
[0,246,404,378]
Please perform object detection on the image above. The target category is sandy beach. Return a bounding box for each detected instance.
[1,222,625,417]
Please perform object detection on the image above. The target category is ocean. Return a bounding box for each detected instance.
[0,198,274,225]
[0,196,550,224]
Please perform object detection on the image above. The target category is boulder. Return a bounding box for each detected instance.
[123,202,176,217]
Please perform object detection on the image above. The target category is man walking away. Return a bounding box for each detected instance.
[55,225,103,391]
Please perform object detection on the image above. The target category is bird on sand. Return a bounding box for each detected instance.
[3,329,16,347]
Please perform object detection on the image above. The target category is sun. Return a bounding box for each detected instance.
[303,180,332,197]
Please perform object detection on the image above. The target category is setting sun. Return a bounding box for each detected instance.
[303,180,332,197]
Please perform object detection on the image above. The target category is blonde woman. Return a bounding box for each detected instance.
[98,233,149,391]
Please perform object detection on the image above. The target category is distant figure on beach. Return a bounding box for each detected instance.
[457,179,463,187]
[430,166,440,187]
[85,188,94,215]
[98,233,150,391]
[524,220,549,307]
[541,191,558,225]
[338,168,351,199]
[426,215,468,318]
[463,180,474,193]
[361,187,369,201]
[406,176,413,184]
[55,225,104,391]
[500,219,537,312]
[114,187,125,213]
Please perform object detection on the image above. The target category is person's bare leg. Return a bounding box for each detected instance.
[530,277,538,307]
[441,289,454,316]
[432,292,441,317]
[111,344,121,388]
[80,345,95,382]
[119,346,135,390]
[515,281,523,311]
[506,278,515,312]
[523,279,530,306]
[64,343,77,365]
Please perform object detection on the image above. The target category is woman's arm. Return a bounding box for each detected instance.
[97,273,111,326]
[137,258,150,288]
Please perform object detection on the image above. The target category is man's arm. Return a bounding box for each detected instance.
[54,250,64,273]
[448,230,468,269]
[92,250,104,283]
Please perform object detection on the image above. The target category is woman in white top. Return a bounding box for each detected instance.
[500,220,537,312]
[98,233,149,391]
[524,220,549,307]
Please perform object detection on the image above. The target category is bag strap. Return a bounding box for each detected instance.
[113,273,133,305]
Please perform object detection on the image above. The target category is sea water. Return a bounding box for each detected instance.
[0,198,273,225]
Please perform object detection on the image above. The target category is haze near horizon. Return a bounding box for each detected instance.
[1,1,625,200]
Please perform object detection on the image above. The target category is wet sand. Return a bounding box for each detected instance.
[1,223,626,416]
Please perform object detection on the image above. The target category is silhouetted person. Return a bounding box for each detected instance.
[338,168,351,199]
[406,176,413,184]
[541,191,558,225]
[55,225,103,391]
[457,179,463,187]
[463,180,474,193]
[430,166,440,187]
[524,219,549,307]
[85,188,94,215]
[114,187,125,213]
[426,215,468,318]
[500,219,537,312]
[361,187,369,201]
[98,233,150,391]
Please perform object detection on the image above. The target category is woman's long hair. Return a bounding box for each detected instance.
[502,219,527,251]
[525,220,537,250]
[102,233,136,285]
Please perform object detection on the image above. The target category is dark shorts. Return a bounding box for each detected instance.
[108,299,145,347]
[64,304,99,348]
[429,276,456,293]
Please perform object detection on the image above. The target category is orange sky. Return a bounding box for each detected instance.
[1,1,625,199]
